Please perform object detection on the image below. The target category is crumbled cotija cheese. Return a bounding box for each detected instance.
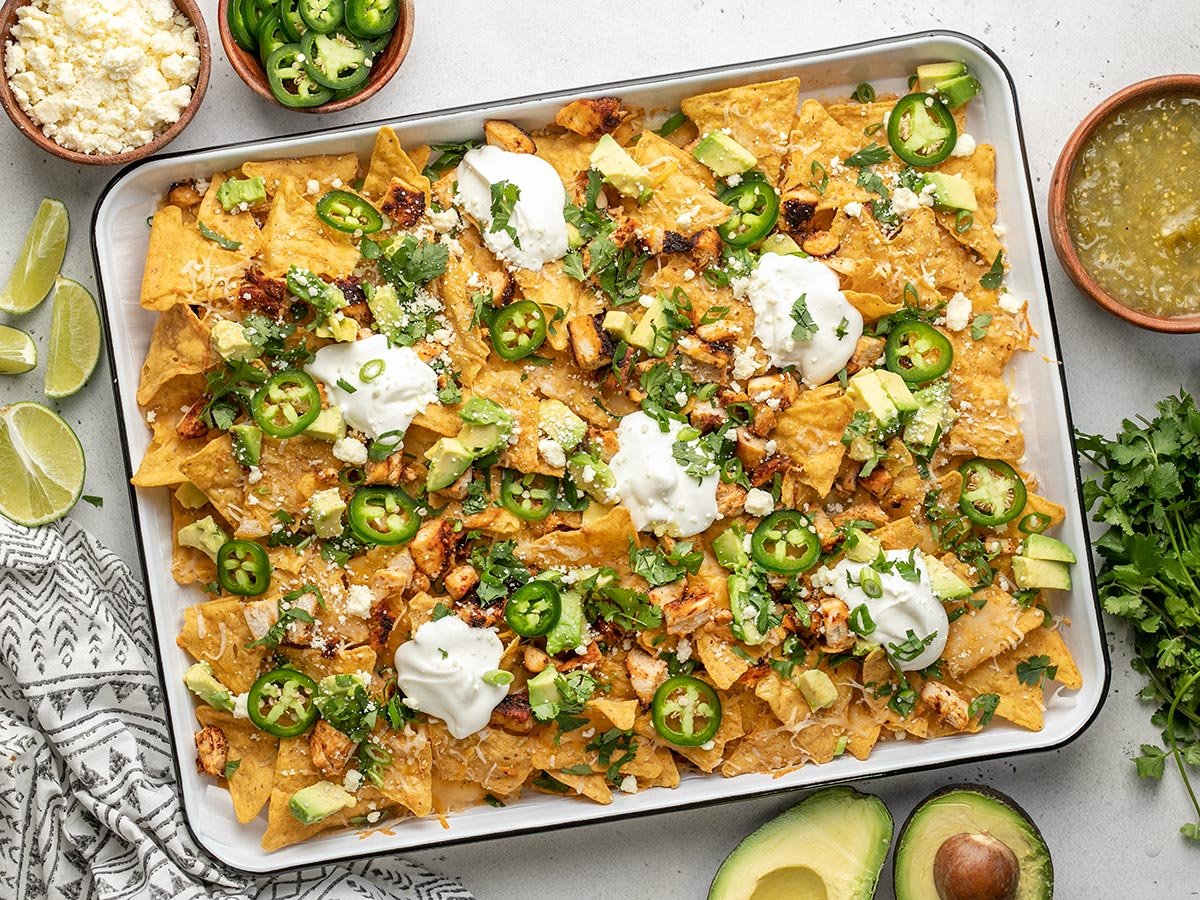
[5,0,201,156]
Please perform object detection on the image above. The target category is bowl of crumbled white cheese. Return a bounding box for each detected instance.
[0,0,210,164]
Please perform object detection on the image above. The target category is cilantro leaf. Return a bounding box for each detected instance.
[489,180,522,248]
[789,293,818,343]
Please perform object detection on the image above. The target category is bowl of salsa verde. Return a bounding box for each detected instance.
[1050,74,1200,333]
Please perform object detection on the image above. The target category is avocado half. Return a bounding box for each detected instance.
[708,786,893,900]
[894,784,1053,900]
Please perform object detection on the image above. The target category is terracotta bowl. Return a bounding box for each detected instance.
[0,0,211,166]
[1048,74,1200,334]
[217,0,414,114]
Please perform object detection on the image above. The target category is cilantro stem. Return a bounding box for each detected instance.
[1167,669,1200,832]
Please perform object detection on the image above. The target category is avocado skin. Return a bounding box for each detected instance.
[708,786,893,900]
[893,784,1053,900]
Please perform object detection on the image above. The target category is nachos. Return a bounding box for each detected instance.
[135,62,1082,851]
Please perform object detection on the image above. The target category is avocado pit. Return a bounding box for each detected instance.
[933,832,1020,900]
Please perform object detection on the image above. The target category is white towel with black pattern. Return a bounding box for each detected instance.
[0,517,473,900]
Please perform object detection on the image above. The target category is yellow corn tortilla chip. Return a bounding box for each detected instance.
[944,374,1024,462]
[532,129,596,191]
[587,697,639,732]
[198,174,262,255]
[845,700,882,760]
[131,374,210,488]
[872,517,937,555]
[932,144,1003,264]
[1015,625,1083,690]
[242,154,359,196]
[754,670,813,729]
[140,205,251,311]
[518,506,638,574]
[178,598,268,694]
[196,706,278,824]
[681,77,800,184]
[136,303,216,408]
[430,724,534,795]
[261,736,354,851]
[943,586,1045,679]
[362,126,431,201]
[259,177,359,279]
[627,131,730,236]
[773,384,855,498]
[373,722,434,817]
[836,206,974,299]
[632,127,716,193]
[171,497,218,585]
[435,227,494,383]
[276,646,377,682]
[546,769,612,804]
[782,100,872,193]
[693,629,750,690]
[844,289,901,323]
[952,660,1045,732]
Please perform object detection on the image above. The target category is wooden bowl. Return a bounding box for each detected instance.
[0,0,210,166]
[1048,74,1200,334]
[217,0,414,114]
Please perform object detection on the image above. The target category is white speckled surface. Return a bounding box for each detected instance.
[1,1,1196,895]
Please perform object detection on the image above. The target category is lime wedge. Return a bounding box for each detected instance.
[0,325,36,374]
[0,402,85,526]
[0,198,70,315]
[44,277,101,399]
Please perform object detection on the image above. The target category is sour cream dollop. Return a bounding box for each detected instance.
[746,253,863,387]
[812,549,948,671]
[454,145,569,270]
[610,411,718,538]
[305,334,438,440]
[393,615,509,739]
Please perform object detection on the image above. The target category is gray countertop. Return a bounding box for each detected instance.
[1,0,1197,895]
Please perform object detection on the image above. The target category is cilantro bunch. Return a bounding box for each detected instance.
[1076,390,1200,841]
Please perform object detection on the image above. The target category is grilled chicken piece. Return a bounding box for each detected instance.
[175,397,208,439]
[735,429,771,471]
[444,564,480,600]
[381,180,426,228]
[661,582,716,636]
[523,644,552,673]
[484,119,537,153]
[859,465,894,499]
[716,482,748,518]
[310,719,356,778]
[832,503,888,529]
[489,692,535,735]
[364,452,405,485]
[410,520,458,577]
[688,399,728,433]
[168,181,203,209]
[780,187,820,234]
[195,725,228,777]
[816,597,855,652]
[677,335,733,369]
[554,97,624,139]
[243,591,317,645]
[921,681,972,731]
[846,335,886,374]
[369,550,415,599]
[626,648,669,704]
[557,642,601,672]
[568,314,615,371]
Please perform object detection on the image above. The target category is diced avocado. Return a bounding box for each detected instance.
[924,555,973,600]
[210,320,258,362]
[527,666,561,717]
[629,294,670,355]
[566,221,585,250]
[796,669,837,711]
[844,528,882,563]
[904,379,954,450]
[304,407,346,443]
[923,172,978,212]
[1013,556,1072,591]
[230,423,262,467]
[915,61,968,93]
[367,283,404,340]
[893,785,1052,900]
[178,515,228,562]
[847,370,899,432]
[567,451,616,502]
[425,437,475,491]
[581,502,612,524]
[288,781,357,826]
[728,572,767,645]
[538,399,586,451]
[933,73,982,109]
[460,423,504,457]
[460,397,514,433]
[602,310,637,343]
[589,134,653,200]
[712,526,750,570]
[174,482,209,510]
[1020,534,1077,564]
[876,369,918,412]
[314,311,358,343]
[183,661,234,712]
[216,175,267,212]
[759,233,804,256]
[692,131,758,177]
[309,488,346,539]
[545,588,584,655]
[709,786,893,900]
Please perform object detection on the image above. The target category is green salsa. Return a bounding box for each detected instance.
[1066,93,1200,318]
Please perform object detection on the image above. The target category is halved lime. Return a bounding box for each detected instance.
[0,402,85,526]
[45,278,101,399]
[0,325,36,374]
[0,198,69,314]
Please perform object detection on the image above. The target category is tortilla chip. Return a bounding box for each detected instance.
[844,289,901,323]
[532,130,596,191]
[276,646,376,683]
[140,205,250,311]
[628,131,730,235]
[435,227,494,382]
[171,497,217,585]
[259,177,359,279]
[1016,626,1083,690]
[198,174,262,255]
[872,517,937,555]
[952,659,1045,732]
[836,206,974,299]
[373,723,434,816]
[932,144,1003,264]
[782,100,872,193]
[261,737,352,851]
[362,127,431,201]
[845,700,882,760]
[773,384,855,497]
[588,698,639,732]
[754,670,812,729]
[943,586,1045,679]
[513,262,601,351]
[243,154,359,196]
[177,598,268,694]
[518,506,638,574]
[131,374,211,488]
[681,77,800,183]
[196,706,278,823]
[430,724,534,795]
[944,375,1024,461]
[136,304,216,408]
[632,127,716,192]
[694,629,750,690]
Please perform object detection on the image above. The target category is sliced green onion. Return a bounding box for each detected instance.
[336,377,358,394]
[483,669,514,686]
